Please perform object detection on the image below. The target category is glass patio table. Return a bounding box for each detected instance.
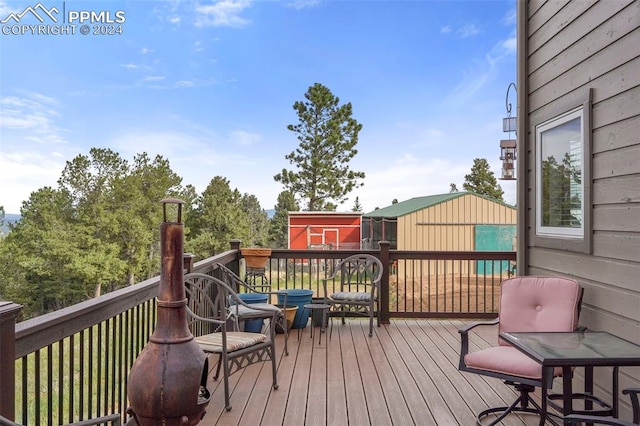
[500,331,640,425]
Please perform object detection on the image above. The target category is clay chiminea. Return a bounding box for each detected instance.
[127,198,210,425]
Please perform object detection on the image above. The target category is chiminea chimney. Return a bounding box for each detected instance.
[127,198,210,425]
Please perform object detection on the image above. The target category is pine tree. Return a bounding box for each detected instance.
[269,191,299,248]
[274,83,365,211]
[463,158,504,201]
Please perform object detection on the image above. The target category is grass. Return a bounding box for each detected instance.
[14,306,154,425]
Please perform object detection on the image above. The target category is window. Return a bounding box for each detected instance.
[533,91,592,253]
[536,108,583,237]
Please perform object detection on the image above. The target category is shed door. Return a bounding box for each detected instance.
[475,225,516,274]
[324,229,338,249]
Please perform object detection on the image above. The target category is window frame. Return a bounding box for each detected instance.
[532,90,592,254]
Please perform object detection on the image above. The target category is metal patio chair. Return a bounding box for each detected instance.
[458,276,584,425]
[322,254,383,337]
[184,273,279,412]
[216,263,289,355]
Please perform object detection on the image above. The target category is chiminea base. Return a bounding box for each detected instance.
[126,389,210,426]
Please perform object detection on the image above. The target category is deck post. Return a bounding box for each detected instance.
[378,241,390,324]
[0,302,22,421]
[230,239,242,276]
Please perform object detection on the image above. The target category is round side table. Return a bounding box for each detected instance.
[302,303,331,345]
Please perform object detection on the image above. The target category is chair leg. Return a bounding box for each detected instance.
[270,342,279,391]
[476,383,543,426]
[368,310,374,337]
[282,315,289,356]
[213,353,223,380]
[222,355,232,412]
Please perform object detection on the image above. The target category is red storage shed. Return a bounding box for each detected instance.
[288,212,362,250]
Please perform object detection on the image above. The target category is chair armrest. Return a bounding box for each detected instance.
[563,414,635,426]
[458,317,499,335]
[186,308,226,327]
[458,318,499,370]
[228,293,280,319]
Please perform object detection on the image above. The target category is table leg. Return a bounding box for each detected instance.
[585,366,594,411]
[541,366,551,426]
[562,366,573,416]
[319,309,325,345]
[612,366,619,417]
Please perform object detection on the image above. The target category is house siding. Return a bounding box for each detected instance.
[521,0,640,418]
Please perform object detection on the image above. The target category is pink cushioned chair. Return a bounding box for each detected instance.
[458,276,583,425]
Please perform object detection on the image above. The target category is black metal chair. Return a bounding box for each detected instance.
[322,254,383,337]
[184,273,279,412]
[458,276,584,425]
[565,388,640,425]
[216,263,289,355]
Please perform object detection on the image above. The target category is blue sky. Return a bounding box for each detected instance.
[0,0,517,215]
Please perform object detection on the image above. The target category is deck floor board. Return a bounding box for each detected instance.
[200,319,545,425]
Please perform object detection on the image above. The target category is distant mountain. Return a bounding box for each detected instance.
[1,213,20,235]
[265,209,275,219]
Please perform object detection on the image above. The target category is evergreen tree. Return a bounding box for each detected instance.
[352,197,363,212]
[541,153,581,227]
[0,148,186,317]
[240,193,269,247]
[463,158,504,201]
[274,83,365,211]
[269,191,299,249]
[186,176,251,258]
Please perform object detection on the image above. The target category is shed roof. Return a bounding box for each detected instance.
[363,192,514,218]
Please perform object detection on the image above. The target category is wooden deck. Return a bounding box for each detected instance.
[199,319,546,426]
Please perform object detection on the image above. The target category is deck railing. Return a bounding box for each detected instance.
[0,242,515,424]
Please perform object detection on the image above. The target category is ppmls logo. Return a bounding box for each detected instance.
[1,2,126,36]
[1,2,59,23]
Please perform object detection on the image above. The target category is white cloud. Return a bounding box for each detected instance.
[195,0,251,28]
[457,24,480,38]
[141,47,153,55]
[229,130,261,146]
[0,151,66,213]
[503,8,517,26]
[103,128,283,209]
[353,156,468,212]
[443,34,516,107]
[0,94,65,143]
[0,93,71,213]
[441,23,480,38]
[502,36,516,53]
[142,75,165,82]
[287,0,321,10]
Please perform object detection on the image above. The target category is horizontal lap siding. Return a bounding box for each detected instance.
[524,0,640,420]
[399,194,516,251]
